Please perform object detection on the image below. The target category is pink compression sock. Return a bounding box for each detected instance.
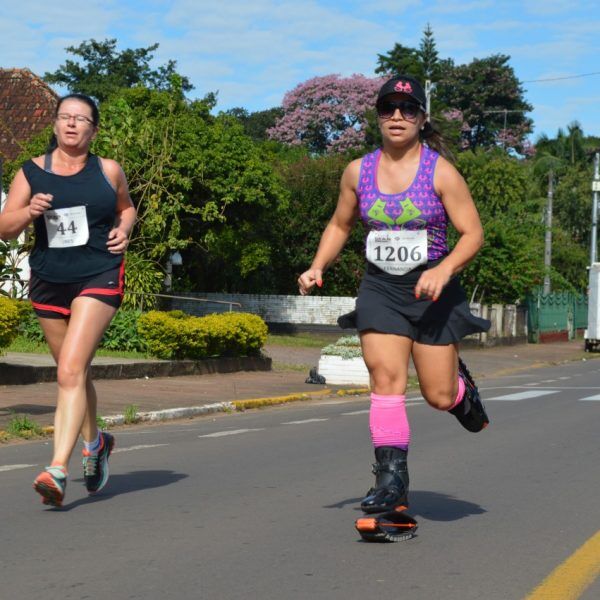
[448,376,466,410]
[369,393,410,449]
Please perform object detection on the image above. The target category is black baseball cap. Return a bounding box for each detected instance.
[377,75,426,112]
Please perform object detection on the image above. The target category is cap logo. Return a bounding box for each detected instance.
[394,81,413,94]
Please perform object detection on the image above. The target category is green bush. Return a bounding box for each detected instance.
[100,309,147,352]
[0,297,20,349]
[137,310,267,360]
[15,301,45,342]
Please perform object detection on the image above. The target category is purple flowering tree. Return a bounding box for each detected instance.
[267,74,383,154]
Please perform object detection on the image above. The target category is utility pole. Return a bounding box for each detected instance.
[591,153,600,265]
[543,170,553,294]
[425,80,432,121]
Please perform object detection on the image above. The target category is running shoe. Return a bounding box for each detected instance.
[33,466,67,507]
[449,358,490,432]
[82,431,115,494]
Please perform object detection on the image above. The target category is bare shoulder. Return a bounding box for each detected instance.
[341,158,362,190]
[98,157,124,178]
[433,155,466,194]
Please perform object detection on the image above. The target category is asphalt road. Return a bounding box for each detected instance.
[0,360,598,600]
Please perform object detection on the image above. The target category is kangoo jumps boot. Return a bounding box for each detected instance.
[360,446,409,514]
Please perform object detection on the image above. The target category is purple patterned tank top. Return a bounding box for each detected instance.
[357,145,448,261]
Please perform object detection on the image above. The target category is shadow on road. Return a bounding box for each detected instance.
[54,470,188,511]
[323,490,486,522]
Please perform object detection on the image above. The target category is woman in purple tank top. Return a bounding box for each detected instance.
[298,75,490,541]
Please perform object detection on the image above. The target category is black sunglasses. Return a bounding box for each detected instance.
[376,100,423,121]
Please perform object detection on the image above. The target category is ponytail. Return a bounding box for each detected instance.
[420,120,454,163]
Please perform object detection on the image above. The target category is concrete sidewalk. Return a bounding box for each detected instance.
[0,339,595,431]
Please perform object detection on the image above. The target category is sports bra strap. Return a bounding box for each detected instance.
[43,153,53,173]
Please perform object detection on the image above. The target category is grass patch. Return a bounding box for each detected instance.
[6,335,149,359]
[6,414,43,439]
[267,332,340,348]
[96,415,108,430]
[7,337,50,354]
[123,404,140,424]
[272,361,312,372]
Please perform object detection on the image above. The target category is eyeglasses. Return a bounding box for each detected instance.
[56,113,94,125]
[376,100,422,121]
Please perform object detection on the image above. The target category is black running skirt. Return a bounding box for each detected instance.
[338,260,490,345]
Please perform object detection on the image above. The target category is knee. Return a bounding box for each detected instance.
[422,384,457,411]
[369,368,406,395]
[57,362,87,389]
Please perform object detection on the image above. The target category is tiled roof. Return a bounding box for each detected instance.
[0,68,58,161]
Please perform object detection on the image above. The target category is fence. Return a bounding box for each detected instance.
[525,290,588,343]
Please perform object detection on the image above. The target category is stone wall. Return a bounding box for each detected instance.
[168,293,527,344]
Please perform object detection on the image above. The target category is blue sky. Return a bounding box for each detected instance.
[3,0,600,140]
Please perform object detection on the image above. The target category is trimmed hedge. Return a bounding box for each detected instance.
[0,297,21,349]
[137,311,268,359]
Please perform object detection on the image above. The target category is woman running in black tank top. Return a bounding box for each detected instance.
[0,94,136,507]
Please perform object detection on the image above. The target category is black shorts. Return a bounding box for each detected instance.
[29,262,125,319]
[338,259,490,345]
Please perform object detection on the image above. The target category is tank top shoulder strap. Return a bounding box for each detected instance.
[418,145,440,187]
[357,149,379,196]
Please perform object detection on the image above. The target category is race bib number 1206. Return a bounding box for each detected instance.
[366,229,428,276]
[44,206,89,248]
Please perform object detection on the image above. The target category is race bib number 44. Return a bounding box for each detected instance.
[44,206,89,248]
[366,229,427,276]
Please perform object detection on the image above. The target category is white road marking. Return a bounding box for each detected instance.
[198,428,264,438]
[485,390,559,401]
[579,394,600,401]
[559,376,571,380]
[113,444,169,453]
[342,410,370,416]
[282,418,329,425]
[540,379,557,383]
[0,463,37,473]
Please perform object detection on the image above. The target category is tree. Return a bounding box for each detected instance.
[270,153,365,295]
[436,55,533,152]
[456,151,545,302]
[376,43,423,79]
[44,38,193,102]
[267,74,382,154]
[419,23,440,80]
[225,107,284,142]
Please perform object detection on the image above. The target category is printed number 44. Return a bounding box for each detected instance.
[57,221,77,235]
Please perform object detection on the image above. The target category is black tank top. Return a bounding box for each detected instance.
[22,154,122,283]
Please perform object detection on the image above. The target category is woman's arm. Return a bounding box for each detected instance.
[101,159,137,255]
[0,169,54,240]
[298,159,361,295]
[414,157,484,301]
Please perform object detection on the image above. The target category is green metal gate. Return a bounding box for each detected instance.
[526,290,588,343]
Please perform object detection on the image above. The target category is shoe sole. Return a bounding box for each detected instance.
[33,476,64,507]
[355,507,418,542]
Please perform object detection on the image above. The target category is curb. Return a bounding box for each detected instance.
[0,355,272,385]
[100,387,370,426]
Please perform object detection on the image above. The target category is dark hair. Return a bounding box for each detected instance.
[47,93,99,152]
[420,120,454,163]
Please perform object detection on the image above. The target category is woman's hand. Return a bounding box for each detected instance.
[106,227,129,254]
[298,268,323,296]
[414,263,453,301]
[28,193,53,219]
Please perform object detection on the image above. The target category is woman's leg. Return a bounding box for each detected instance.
[359,331,413,512]
[360,331,413,395]
[412,342,489,431]
[50,297,117,467]
[411,342,459,410]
